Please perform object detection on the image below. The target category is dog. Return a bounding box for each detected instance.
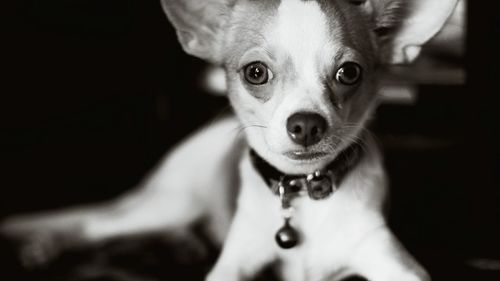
[1,0,458,280]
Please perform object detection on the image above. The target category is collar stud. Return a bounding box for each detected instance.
[306,170,334,200]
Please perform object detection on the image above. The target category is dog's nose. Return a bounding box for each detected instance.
[286,112,327,147]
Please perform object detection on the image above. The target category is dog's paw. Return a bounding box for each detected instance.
[18,230,62,268]
[1,215,84,268]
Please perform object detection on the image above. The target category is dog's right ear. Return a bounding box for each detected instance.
[367,0,459,64]
[160,0,234,63]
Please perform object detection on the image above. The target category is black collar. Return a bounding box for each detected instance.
[249,142,364,202]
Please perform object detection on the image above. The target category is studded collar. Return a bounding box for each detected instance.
[249,141,365,249]
[249,141,364,205]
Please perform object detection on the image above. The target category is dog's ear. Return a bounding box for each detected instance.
[368,0,459,64]
[160,0,234,63]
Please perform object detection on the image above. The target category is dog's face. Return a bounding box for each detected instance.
[162,0,457,173]
[223,0,379,173]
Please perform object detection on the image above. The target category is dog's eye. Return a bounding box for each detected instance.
[244,62,271,85]
[335,62,362,85]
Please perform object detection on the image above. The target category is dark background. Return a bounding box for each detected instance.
[0,0,498,280]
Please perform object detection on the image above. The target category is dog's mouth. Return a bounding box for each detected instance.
[284,150,329,162]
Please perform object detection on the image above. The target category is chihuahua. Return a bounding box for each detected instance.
[1,0,458,280]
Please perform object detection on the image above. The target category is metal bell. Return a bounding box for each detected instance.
[275,220,300,249]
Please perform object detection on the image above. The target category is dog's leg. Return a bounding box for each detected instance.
[0,180,208,267]
[82,116,243,243]
[349,226,430,281]
[205,151,280,281]
[206,207,277,281]
[1,117,243,267]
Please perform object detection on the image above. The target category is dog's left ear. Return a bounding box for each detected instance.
[160,0,234,63]
[367,0,459,64]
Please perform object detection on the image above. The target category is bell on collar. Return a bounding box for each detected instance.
[275,219,300,249]
[306,170,334,200]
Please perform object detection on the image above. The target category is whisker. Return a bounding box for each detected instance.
[339,124,379,149]
[232,124,267,137]
[330,126,370,156]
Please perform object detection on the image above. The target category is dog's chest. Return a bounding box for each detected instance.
[275,195,373,279]
[237,154,386,280]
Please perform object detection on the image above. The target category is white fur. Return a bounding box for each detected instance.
[230,0,348,175]
[208,133,392,281]
[263,0,338,159]
[0,0,458,280]
[269,0,336,86]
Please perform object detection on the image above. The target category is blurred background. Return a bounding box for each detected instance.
[0,0,498,280]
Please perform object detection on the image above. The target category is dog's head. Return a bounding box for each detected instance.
[161,0,457,174]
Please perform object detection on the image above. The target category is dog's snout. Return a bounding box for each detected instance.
[286,112,327,147]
